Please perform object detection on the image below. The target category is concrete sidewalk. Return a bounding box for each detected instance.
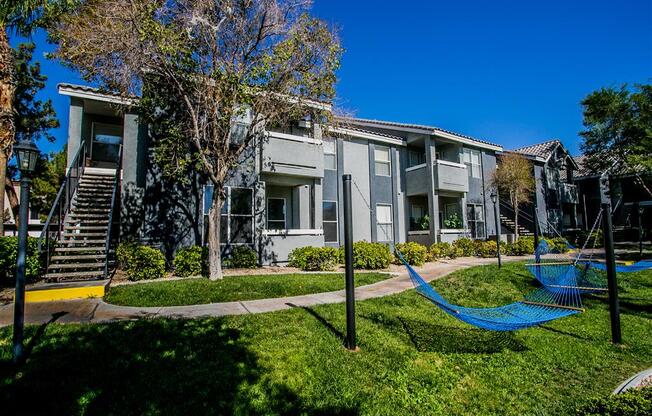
[0,257,522,327]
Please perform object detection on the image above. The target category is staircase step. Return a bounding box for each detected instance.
[68,213,109,218]
[54,246,106,252]
[57,239,106,245]
[48,262,105,269]
[72,208,111,214]
[64,225,108,231]
[50,254,107,261]
[62,232,107,238]
[45,271,104,279]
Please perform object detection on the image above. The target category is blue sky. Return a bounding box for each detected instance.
[11,0,652,156]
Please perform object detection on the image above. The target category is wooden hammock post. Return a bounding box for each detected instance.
[342,174,357,351]
[602,202,622,344]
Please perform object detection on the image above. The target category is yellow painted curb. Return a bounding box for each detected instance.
[25,285,105,303]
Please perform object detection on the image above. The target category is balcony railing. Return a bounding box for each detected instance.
[435,160,468,192]
[261,131,323,177]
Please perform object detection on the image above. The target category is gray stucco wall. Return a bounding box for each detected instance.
[342,138,372,242]
[261,234,324,264]
[66,98,83,167]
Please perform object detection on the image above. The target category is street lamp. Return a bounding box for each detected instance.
[490,190,502,269]
[12,137,39,364]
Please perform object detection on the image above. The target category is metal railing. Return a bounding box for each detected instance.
[498,200,537,234]
[104,145,123,279]
[37,142,88,271]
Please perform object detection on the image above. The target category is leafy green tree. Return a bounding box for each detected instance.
[492,153,535,239]
[53,0,341,279]
[580,84,652,173]
[30,147,65,220]
[0,0,72,233]
[2,42,59,226]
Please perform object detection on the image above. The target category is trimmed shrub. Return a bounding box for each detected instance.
[543,237,571,253]
[288,246,339,271]
[452,237,475,257]
[576,387,652,416]
[117,242,166,281]
[339,241,393,270]
[394,242,428,266]
[230,246,258,268]
[510,237,535,256]
[448,245,464,259]
[429,242,452,260]
[173,246,204,277]
[0,236,41,286]
[475,240,498,258]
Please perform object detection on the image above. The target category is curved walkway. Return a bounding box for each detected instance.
[0,257,527,326]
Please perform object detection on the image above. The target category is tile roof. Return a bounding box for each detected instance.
[58,83,134,99]
[341,117,502,148]
[337,125,403,141]
[511,140,561,160]
[573,155,650,179]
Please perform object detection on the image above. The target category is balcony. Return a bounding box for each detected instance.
[405,163,429,196]
[261,131,323,178]
[435,160,468,193]
[561,183,579,204]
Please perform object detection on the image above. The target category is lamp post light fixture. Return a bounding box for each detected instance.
[490,190,502,269]
[12,137,39,364]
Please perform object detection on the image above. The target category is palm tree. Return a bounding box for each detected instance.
[0,1,60,233]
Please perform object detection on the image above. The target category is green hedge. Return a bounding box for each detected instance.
[474,240,498,258]
[230,246,258,268]
[0,236,42,286]
[394,242,428,266]
[576,387,652,416]
[117,242,166,281]
[452,238,476,257]
[339,241,393,270]
[288,246,339,271]
[173,246,204,277]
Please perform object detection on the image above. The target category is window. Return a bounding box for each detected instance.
[462,148,482,178]
[323,201,338,243]
[323,137,336,170]
[376,204,393,242]
[267,198,286,230]
[410,204,428,231]
[374,145,391,176]
[466,204,485,239]
[408,150,425,167]
[204,185,254,244]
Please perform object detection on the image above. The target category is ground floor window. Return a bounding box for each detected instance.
[323,200,338,243]
[203,185,254,244]
[267,198,286,230]
[467,204,485,239]
[376,204,393,242]
[410,204,428,231]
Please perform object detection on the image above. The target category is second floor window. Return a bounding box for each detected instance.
[462,148,482,178]
[323,137,336,170]
[374,145,391,176]
[408,150,426,167]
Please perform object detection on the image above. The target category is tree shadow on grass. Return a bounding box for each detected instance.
[0,318,359,415]
[585,294,652,320]
[361,312,527,354]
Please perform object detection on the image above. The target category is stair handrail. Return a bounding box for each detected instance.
[37,142,88,271]
[498,199,536,232]
[104,145,123,279]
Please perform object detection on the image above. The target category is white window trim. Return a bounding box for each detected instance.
[263,229,324,236]
[211,186,255,246]
[323,137,337,171]
[462,148,481,178]
[376,203,394,241]
[266,197,286,230]
[466,203,486,239]
[374,146,392,177]
[323,200,339,243]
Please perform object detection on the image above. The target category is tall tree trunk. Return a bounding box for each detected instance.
[207,191,224,280]
[0,27,17,236]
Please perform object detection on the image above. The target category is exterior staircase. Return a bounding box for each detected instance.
[499,213,533,237]
[44,168,116,282]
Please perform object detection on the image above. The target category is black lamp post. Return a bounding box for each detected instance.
[490,190,502,268]
[12,137,39,364]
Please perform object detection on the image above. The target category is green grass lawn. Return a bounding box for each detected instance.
[2,262,651,415]
[104,272,390,306]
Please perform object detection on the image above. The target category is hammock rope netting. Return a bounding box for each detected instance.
[350,178,650,331]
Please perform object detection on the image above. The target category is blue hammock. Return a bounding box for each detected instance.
[578,260,652,273]
[399,255,582,331]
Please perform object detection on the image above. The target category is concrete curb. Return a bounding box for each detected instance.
[613,368,652,394]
